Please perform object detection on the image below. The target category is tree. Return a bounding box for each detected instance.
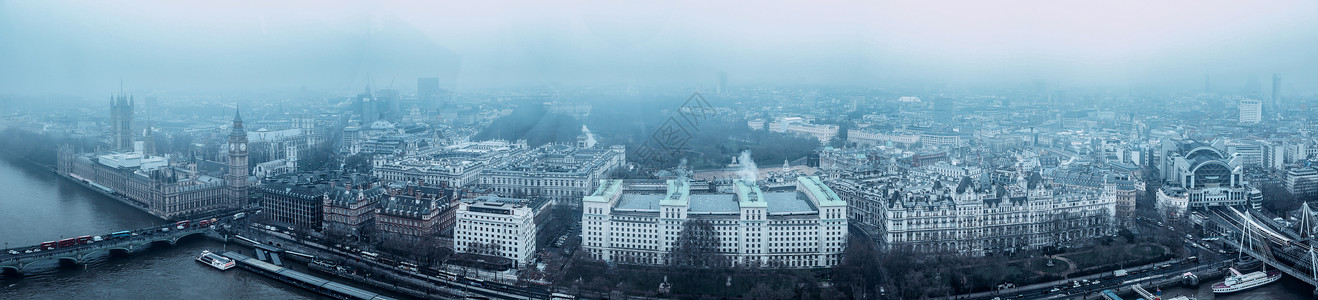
[748,282,794,300]
[1261,182,1300,215]
[343,153,373,173]
[669,219,726,269]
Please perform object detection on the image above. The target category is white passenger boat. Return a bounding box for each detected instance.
[1212,267,1281,294]
[196,250,236,271]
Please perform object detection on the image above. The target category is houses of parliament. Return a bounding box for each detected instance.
[56,92,249,220]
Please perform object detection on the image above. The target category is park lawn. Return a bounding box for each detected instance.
[1031,257,1069,274]
[1063,243,1164,270]
[1128,244,1165,259]
[1062,251,1107,270]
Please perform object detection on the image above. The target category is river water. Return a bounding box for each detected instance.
[1154,275,1311,300]
[0,155,319,299]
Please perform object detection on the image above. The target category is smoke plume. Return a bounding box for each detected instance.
[737,150,758,183]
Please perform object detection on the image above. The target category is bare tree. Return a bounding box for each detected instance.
[669,219,726,268]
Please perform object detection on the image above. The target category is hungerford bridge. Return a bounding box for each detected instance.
[1205,204,1318,296]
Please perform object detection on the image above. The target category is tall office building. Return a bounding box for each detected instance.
[1272,73,1281,110]
[357,86,377,125]
[1239,99,1262,124]
[717,72,728,95]
[110,93,134,152]
[377,89,400,120]
[417,78,440,107]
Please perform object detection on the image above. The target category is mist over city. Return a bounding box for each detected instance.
[2,1,1318,300]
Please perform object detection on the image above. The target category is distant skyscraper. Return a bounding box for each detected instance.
[377,89,400,120]
[357,85,377,125]
[717,72,728,95]
[110,93,134,152]
[1272,73,1281,110]
[1240,99,1262,124]
[417,77,440,106]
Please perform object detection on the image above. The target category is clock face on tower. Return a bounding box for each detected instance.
[229,144,235,151]
[240,143,246,151]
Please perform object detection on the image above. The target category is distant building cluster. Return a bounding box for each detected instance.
[58,107,250,220]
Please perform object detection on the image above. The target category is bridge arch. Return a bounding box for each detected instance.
[107,247,133,256]
[172,231,209,244]
[0,265,21,276]
[55,256,81,265]
[79,247,132,261]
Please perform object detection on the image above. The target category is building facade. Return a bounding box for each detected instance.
[375,184,452,243]
[479,144,626,208]
[1287,167,1318,197]
[1156,140,1249,216]
[259,176,326,232]
[1240,99,1262,124]
[374,140,527,188]
[881,174,1113,256]
[581,177,848,268]
[322,183,384,238]
[453,200,537,268]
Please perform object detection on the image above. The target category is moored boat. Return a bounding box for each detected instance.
[196,250,236,271]
[1211,267,1281,294]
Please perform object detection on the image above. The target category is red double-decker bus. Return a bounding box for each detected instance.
[40,241,57,250]
[76,235,93,244]
[57,238,77,248]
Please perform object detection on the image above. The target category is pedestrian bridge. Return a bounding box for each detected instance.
[1204,205,1318,294]
[0,226,221,275]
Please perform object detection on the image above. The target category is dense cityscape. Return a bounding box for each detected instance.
[3,1,1318,300]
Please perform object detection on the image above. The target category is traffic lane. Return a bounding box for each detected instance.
[970,259,1225,300]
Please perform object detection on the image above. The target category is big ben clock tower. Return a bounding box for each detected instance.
[227,107,249,208]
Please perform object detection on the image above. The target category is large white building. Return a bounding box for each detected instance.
[1239,99,1262,124]
[453,200,537,268]
[847,129,920,146]
[768,117,839,143]
[581,177,848,268]
[480,144,626,208]
[374,140,528,187]
[1155,140,1251,216]
[1287,167,1318,197]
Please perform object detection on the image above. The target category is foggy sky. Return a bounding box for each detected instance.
[2,0,1317,97]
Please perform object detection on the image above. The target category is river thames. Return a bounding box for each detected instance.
[0,153,1311,300]
[0,155,319,299]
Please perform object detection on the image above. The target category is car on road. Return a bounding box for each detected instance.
[7,250,18,255]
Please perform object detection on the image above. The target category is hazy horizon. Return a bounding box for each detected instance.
[3,0,1317,97]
